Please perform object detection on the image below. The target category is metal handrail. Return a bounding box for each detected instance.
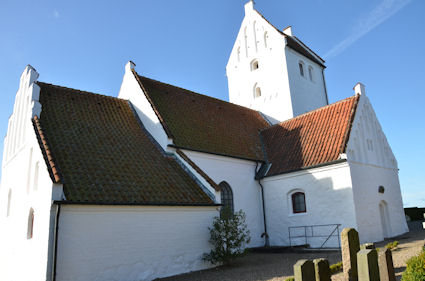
[288,223,341,249]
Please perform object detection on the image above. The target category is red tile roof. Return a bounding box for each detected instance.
[134,73,270,161]
[33,115,62,183]
[260,95,359,177]
[35,82,215,205]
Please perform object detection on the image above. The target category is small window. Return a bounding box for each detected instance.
[27,208,34,239]
[308,66,314,81]
[219,181,234,215]
[264,32,268,48]
[299,61,305,77]
[254,87,261,98]
[291,192,306,213]
[251,59,259,71]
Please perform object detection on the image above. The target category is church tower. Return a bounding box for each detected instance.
[226,1,329,123]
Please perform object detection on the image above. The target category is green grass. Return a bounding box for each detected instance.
[402,250,425,281]
[385,241,399,250]
[284,277,294,281]
[330,261,343,274]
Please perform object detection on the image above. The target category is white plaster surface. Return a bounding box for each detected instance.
[226,2,327,122]
[118,62,171,150]
[346,93,408,243]
[262,162,357,248]
[182,150,265,247]
[55,205,218,281]
[0,66,59,281]
[285,48,328,116]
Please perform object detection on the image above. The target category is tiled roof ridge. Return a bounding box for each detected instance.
[137,74,270,117]
[36,81,120,101]
[175,149,220,192]
[261,94,360,133]
[291,35,325,63]
[32,115,62,183]
[253,9,325,65]
[340,95,361,153]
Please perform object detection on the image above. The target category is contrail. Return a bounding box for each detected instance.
[324,0,411,59]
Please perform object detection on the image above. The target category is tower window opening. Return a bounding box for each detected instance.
[308,66,314,81]
[254,85,262,98]
[251,59,259,71]
[27,208,34,239]
[299,61,305,77]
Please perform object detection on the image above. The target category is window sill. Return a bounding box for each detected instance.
[288,212,307,217]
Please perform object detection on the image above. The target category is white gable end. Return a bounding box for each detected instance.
[118,62,172,151]
[346,93,397,170]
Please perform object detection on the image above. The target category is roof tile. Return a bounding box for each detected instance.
[36,82,214,205]
[260,95,359,176]
[136,75,269,161]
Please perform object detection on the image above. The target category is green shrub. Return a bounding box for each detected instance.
[284,277,295,281]
[203,208,251,265]
[402,250,425,281]
[329,261,343,274]
[385,241,399,250]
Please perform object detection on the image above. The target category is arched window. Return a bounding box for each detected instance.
[6,190,12,217]
[251,59,259,70]
[253,84,261,98]
[264,32,268,48]
[308,66,314,81]
[219,181,234,215]
[299,61,305,77]
[237,47,241,62]
[291,192,306,213]
[27,208,34,239]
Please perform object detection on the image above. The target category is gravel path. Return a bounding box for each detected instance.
[157,229,424,281]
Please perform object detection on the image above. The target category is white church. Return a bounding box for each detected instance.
[0,2,408,281]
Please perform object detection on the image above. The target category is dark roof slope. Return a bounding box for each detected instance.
[253,10,325,67]
[135,74,270,161]
[36,82,214,205]
[261,95,359,177]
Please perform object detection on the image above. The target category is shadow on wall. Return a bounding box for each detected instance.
[264,125,357,248]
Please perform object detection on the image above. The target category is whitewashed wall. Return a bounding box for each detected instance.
[262,162,357,248]
[226,1,293,123]
[0,66,60,281]
[182,150,265,247]
[349,163,408,243]
[346,91,408,243]
[226,2,327,123]
[118,62,171,150]
[285,48,328,116]
[55,205,218,281]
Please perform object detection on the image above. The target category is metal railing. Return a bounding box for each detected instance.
[288,223,341,249]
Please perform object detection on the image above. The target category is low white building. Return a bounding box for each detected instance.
[0,1,408,281]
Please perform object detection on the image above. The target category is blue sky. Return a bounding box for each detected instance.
[1,0,424,207]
